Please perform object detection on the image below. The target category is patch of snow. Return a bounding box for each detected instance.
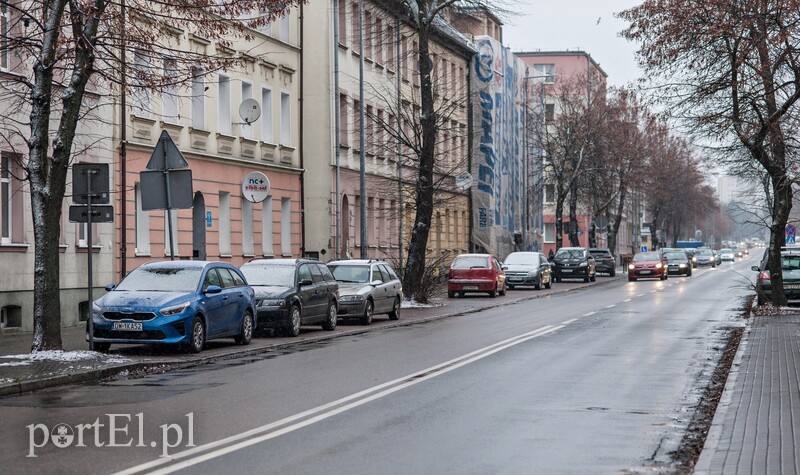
[0,378,12,384]
[0,360,32,367]
[402,299,443,308]
[0,350,130,363]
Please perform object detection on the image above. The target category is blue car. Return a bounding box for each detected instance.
[90,261,255,353]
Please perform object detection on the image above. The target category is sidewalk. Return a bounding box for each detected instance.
[696,312,800,474]
[0,275,613,398]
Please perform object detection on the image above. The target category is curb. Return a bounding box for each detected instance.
[0,274,620,398]
[693,318,751,474]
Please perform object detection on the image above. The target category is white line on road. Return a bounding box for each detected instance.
[561,319,577,325]
[605,304,616,309]
[116,325,563,475]
[622,299,632,303]
[583,311,596,317]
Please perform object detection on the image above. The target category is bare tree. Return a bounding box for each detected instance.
[621,0,800,305]
[1,0,298,351]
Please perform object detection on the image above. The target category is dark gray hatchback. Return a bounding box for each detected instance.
[240,259,339,337]
[588,248,616,277]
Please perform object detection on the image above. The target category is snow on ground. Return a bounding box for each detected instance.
[0,350,130,364]
[402,299,444,309]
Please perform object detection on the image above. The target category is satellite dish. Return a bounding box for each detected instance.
[239,98,261,125]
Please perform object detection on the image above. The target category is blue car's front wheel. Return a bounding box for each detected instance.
[186,316,205,353]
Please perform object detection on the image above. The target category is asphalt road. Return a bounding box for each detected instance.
[0,258,755,474]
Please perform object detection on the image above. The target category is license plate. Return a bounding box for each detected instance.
[112,322,142,331]
[785,284,800,289]
[509,278,522,282]
[640,270,651,275]
[561,269,573,273]
[463,285,479,290]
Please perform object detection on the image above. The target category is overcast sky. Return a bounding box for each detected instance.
[502,0,644,87]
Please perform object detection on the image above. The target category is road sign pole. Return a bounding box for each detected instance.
[86,169,94,351]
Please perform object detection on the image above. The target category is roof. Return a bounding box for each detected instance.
[514,50,608,78]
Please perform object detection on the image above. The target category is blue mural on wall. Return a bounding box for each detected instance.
[471,37,526,257]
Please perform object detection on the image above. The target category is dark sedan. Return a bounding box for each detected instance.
[501,251,552,290]
[663,251,692,277]
[552,247,596,283]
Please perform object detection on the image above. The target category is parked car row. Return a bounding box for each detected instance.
[446,247,620,298]
[89,258,404,353]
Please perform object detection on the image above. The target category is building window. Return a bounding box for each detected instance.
[544,183,555,204]
[218,74,231,134]
[258,6,273,36]
[219,192,231,256]
[261,87,273,142]
[1,2,10,71]
[364,11,373,59]
[339,94,349,147]
[134,183,150,255]
[132,50,151,117]
[280,198,291,255]
[533,64,555,83]
[162,59,179,123]
[262,196,273,256]
[241,82,253,138]
[545,103,555,122]
[337,0,347,45]
[0,154,11,244]
[280,91,291,146]
[1,305,21,328]
[279,10,290,43]
[386,25,395,65]
[164,211,178,257]
[350,2,359,51]
[352,98,361,151]
[374,17,383,64]
[242,199,254,255]
[191,68,205,130]
[544,223,555,243]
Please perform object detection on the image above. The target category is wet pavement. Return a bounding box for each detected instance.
[0,275,610,398]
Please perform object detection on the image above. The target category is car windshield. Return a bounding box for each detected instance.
[697,249,713,256]
[503,253,537,265]
[241,265,296,286]
[589,250,611,258]
[633,252,661,262]
[452,256,489,269]
[782,256,800,271]
[115,266,202,292]
[329,265,370,283]
[665,252,685,260]
[555,249,585,259]
[721,248,733,253]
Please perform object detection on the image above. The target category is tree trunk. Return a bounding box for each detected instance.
[554,190,565,251]
[608,185,626,257]
[766,171,792,306]
[568,181,579,246]
[401,20,436,301]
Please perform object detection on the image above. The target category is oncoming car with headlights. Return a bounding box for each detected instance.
[89,261,255,353]
[628,251,668,281]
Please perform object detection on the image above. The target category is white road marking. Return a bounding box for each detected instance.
[605,304,616,309]
[562,319,577,325]
[583,311,596,317]
[116,325,563,475]
[622,299,632,303]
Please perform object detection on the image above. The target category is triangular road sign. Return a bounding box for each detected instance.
[147,130,189,170]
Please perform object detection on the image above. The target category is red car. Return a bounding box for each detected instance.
[628,251,668,281]
[447,253,507,298]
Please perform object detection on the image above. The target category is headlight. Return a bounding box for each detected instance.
[160,302,191,316]
[579,261,588,267]
[628,264,635,270]
[655,263,663,269]
[692,256,697,262]
[527,270,539,277]
[92,302,103,319]
[679,263,686,268]
[257,299,286,307]
[340,294,365,302]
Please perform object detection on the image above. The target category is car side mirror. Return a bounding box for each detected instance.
[204,285,222,294]
[502,266,508,270]
[371,280,383,286]
[105,284,116,292]
[751,266,760,272]
[299,279,314,286]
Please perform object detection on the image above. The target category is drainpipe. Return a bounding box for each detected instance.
[396,17,403,270]
[333,0,341,260]
[299,3,306,257]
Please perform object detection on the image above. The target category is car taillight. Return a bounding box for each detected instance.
[759,270,770,281]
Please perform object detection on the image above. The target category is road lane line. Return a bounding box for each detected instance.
[622,299,632,302]
[583,311,596,317]
[116,325,562,475]
[605,304,616,309]
[561,319,577,325]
